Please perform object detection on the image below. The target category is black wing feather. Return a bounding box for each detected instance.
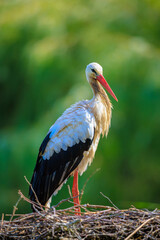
[29,137,93,208]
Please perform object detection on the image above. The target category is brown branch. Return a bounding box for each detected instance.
[24,176,44,211]
[80,168,100,202]
[67,184,72,198]
[0,213,4,231]
[100,192,119,209]
[125,216,158,240]
[9,197,21,222]
[18,190,45,212]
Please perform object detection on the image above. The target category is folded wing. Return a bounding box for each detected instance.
[29,104,95,207]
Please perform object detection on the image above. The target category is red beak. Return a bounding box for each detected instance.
[97,74,118,102]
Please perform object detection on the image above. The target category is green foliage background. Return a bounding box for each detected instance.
[0,0,160,214]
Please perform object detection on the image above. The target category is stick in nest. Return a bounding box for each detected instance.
[24,176,44,211]
[80,168,100,202]
[100,191,119,210]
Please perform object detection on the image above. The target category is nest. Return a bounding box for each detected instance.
[0,190,160,240]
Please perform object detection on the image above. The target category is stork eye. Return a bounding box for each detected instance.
[91,68,97,74]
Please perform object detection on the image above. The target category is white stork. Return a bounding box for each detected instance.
[29,62,118,214]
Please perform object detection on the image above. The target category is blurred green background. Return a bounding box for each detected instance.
[0,0,160,215]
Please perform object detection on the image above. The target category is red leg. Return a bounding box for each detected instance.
[72,170,81,215]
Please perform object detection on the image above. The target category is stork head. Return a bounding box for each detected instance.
[85,62,118,102]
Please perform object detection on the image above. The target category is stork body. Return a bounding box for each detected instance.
[29,62,117,213]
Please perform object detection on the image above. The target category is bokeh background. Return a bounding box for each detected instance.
[0,0,160,215]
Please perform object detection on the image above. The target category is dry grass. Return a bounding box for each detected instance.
[0,190,160,240]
